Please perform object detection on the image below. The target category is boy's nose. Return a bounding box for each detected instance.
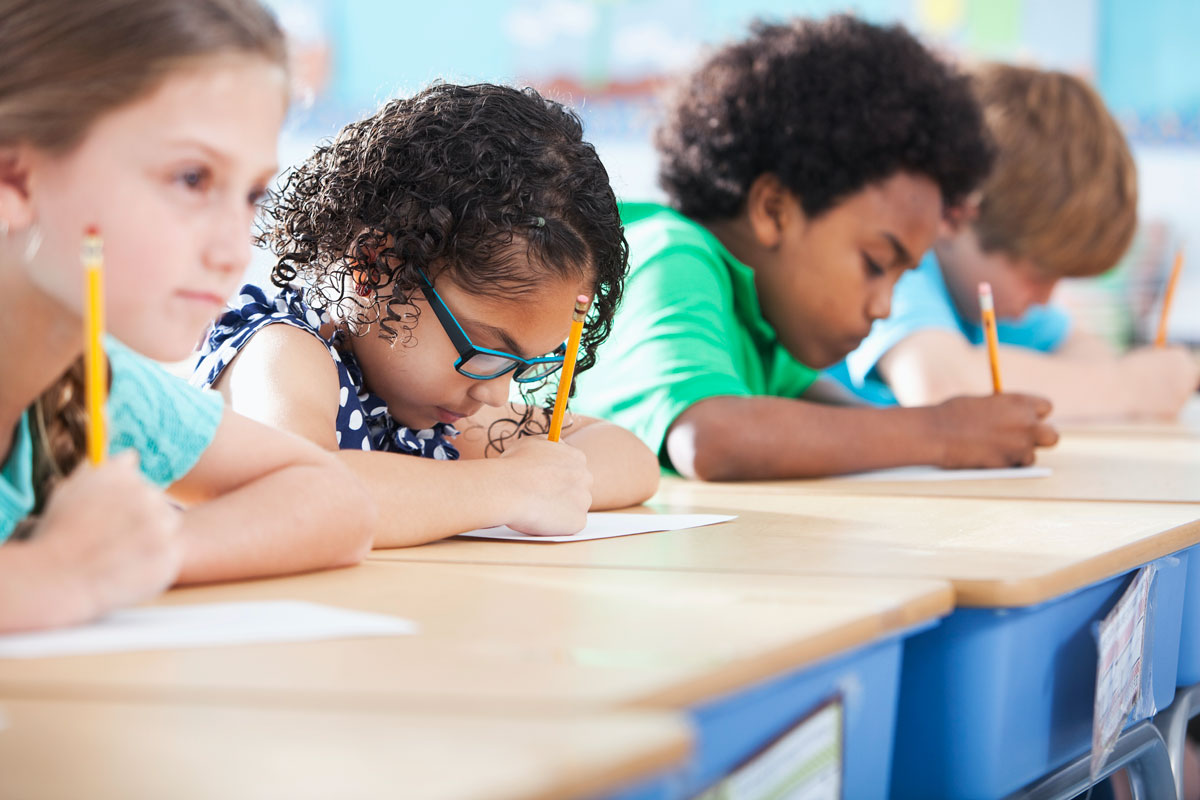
[867,285,893,321]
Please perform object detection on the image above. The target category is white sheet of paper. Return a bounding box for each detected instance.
[0,601,417,659]
[458,512,736,543]
[833,465,1051,483]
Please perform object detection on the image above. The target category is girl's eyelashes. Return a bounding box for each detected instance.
[863,253,885,277]
[170,165,267,209]
[247,185,268,207]
[173,164,213,194]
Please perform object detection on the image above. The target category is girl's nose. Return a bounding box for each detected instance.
[468,374,512,408]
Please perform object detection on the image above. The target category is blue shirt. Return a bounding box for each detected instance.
[830,252,1072,405]
[0,337,224,542]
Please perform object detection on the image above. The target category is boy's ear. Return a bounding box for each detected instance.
[745,173,801,250]
[0,145,36,231]
[939,190,982,238]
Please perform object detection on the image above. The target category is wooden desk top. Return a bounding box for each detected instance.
[718,434,1200,503]
[0,696,689,800]
[376,494,1200,607]
[0,562,950,712]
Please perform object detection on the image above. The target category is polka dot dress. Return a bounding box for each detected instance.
[191,284,459,460]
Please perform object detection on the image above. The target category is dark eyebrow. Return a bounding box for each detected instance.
[461,317,528,358]
[881,233,914,267]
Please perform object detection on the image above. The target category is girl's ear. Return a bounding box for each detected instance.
[745,173,804,250]
[0,145,37,232]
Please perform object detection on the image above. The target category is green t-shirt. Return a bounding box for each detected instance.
[573,202,819,471]
[0,336,225,542]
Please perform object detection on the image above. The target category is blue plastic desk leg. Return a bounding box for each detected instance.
[1004,721,1177,800]
[1154,683,1200,800]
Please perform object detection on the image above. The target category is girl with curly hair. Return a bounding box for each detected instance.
[192,83,659,547]
[0,0,376,631]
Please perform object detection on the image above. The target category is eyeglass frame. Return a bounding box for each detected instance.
[416,268,567,382]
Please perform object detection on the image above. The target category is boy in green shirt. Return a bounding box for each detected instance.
[574,16,1059,479]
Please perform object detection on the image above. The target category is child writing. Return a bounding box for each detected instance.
[567,16,1060,481]
[0,0,375,632]
[835,63,1200,420]
[192,83,659,547]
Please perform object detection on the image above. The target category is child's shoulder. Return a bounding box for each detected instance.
[619,201,730,280]
[621,201,710,247]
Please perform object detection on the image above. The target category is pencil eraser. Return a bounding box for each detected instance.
[84,225,100,237]
[978,281,992,296]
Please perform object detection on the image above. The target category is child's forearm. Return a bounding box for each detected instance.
[978,346,1129,421]
[665,395,944,481]
[563,421,661,508]
[882,333,1134,421]
[174,462,374,584]
[338,452,532,548]
[0,543,91,631]
[891,342,1131,421]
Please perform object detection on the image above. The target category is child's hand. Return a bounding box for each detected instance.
[497,437,593,536]
[929,394,1059,469]
[30,450,183,623]
[1120,346,1200,419]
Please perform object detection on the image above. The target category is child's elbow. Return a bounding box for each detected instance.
[626,443,662,503]
[665,416,743,482]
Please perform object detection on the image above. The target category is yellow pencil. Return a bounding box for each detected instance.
[979,281,1002,394]
[1155,249,1185,347]
[82,226,107,465]
[547,295,591,442]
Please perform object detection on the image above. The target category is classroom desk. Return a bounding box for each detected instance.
[377,498,1200,799]
[687,433,1200,503]
[0,562,950,799]
[378,494,1200,608]
[0,697,690,800]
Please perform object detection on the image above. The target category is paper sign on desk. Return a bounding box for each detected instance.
[1091,566,1154,779]
[458,513,735,543]
[0,601,417,659]
[697,697,843,800]
[834,465,1051,483]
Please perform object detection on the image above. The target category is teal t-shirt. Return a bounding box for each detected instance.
[571,202,819,471]
[829,251,1072,405]
[0,336,225,542]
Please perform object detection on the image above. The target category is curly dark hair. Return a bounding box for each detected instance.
[656,15,994,221]
[260,82,628,451]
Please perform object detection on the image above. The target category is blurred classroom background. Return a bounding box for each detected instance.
[259,0,1200,346]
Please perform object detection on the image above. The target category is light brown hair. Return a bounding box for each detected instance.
[971,63,1137,278]
[0,0,286,516]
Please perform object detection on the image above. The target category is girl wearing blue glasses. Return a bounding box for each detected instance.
[191,82,659,546]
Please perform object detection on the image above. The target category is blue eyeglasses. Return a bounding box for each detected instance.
[417,269,567,382]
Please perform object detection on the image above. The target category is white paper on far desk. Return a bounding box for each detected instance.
[458,512,736,543]
[834,465,1051,482]
[0,601,417,659]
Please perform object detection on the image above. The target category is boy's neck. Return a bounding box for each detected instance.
[0,262,83,458]
[932,239,978,325]
[702,215,767,274]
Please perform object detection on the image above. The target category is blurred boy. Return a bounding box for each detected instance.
[837,63,1199,420]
